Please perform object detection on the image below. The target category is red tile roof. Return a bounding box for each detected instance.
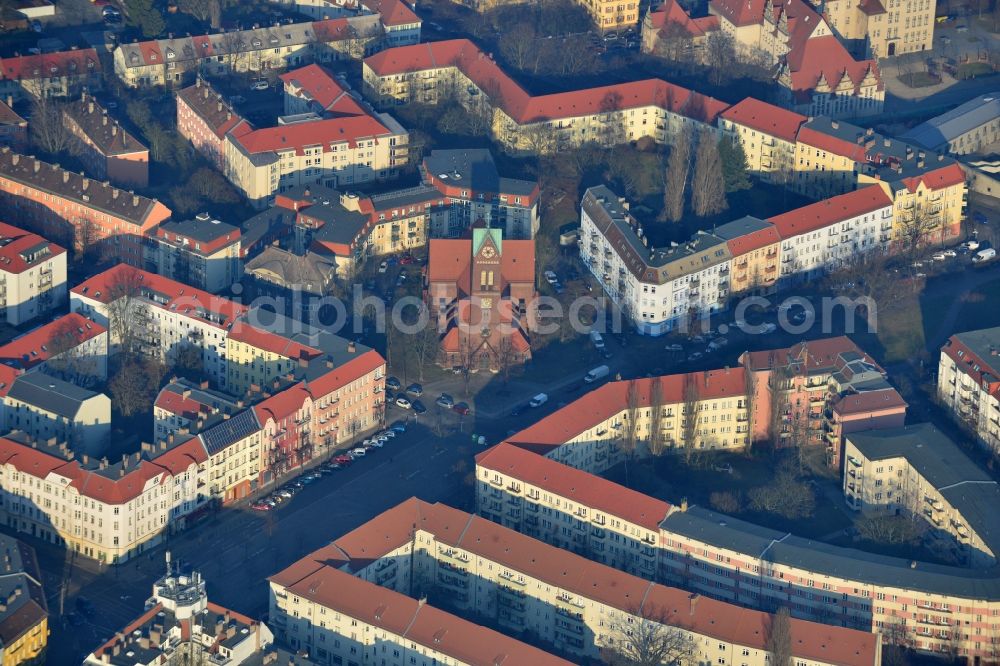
[231,114,392,155]
[740,336,876,373]
[72,265,247,329]
[226,321,319,361]
[306,348,385,398]
[364,40,729,125]
[785,35,881,100]
[279,64,367,117]
[253,384,310,423]
[768,185,892,239]
[271,558,572,665]
[710,0,767,26]
[503,370,747,449]
[0,313,104,371]
[476,443,671,530]
[359,0,420,26]
[899,162,967,192]
[0,222,65,275]
[795,124,868,161]
[426,238,535,286]
[0,48,101,81]
[649,0,719,37]
[830,387,907,415]
[724,224,781,257]
[281,498,879,665]
[720,97,807,144]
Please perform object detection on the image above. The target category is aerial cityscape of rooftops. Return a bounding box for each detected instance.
[3,0,1000,664]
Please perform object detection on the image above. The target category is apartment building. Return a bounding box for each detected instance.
[197,408,265,504]
[581,0,639,32]
[505,369,750,472]
[272,498,881,666]
[218,65,408,208]
[266,0,423,46]
[0,98,27,150]
[0,312,108,383]
[0,221,66,326]
[426,228,536,371]
[0,535,48,666]
[641,0,719,60]
[739,336,903,452]
[362,39,729,155]
[824,388,908,468]
[844,424,997,567]
[476,442,669,579]
[713,216,782,296]
[709,0,883,118]
[903,92,1000,155]
[1,372,111,456]
[153,378,242,443]
[484,422,1000,659]
[85,561,273,666]
[63,93,149,188]
[175,80,249,172]
[768,185,894,284]
[580,186,732,335]
[719,97,807,185]
[938,327,1000,455]
[821,0,934,57]
[0,431,209,563]
[71,265,249,389]
[154,214,243,293]
[0,148,172,266]
[0,48,101,101]
[113,15,384,89]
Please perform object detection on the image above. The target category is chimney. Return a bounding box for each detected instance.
[34,160,40,173]
[113,125,119,138]
[200,380,209,389]
[88,100,95,114]
[11,154,18,165]
[688,593,700,615]
[113,188,120,199]
[133,194,140,206]
[102,114,108,126]
[347,341,356,353]
[217,102,223,112]
[298,357,309,368]
[63,171,69,183]
[83,178,89,190]
[831,120,839,129]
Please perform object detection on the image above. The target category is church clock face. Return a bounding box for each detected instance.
[480,297,493,309]
[481,245,497,259]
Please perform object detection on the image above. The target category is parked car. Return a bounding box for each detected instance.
[529,393,548,408]
[412,400,427,414]
[250,79,269,90]
[584,365,610,383]
[452,402,471,416]
[436,393,455,408]
[367,439,384,448]
[962,240,981,251]
[688,351,703,361]
[943,249,957,257]
[350,447,367,458]
[973,248,997,264]
[395,396,412,409]
[932,252,948,261]
[386,376,401,390]
[589,330,605,349]
[665,344,683,352]
[543,270,559,284]
[390,423,407,433]
[406,383,423,396]
[378,261,388,273]
[334,454,353,465]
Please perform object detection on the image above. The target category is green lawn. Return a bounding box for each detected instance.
[875,288,927,363]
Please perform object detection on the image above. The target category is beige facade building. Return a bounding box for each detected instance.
[271,498,881,666]
[363,40,729,155]
[113,16,384,89]
[903,92,1000,155]
[63,92,149,188]
[2,373,110,457]
[0,221,66,326]
[938,327,1000,455]
[844,425,997,568]
[822,0,934,57]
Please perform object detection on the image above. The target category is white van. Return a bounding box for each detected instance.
[973,248,996,264]
[584,365,610,383]
[529,393,548,408]
[589,330,605,349]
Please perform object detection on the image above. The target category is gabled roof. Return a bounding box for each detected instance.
[0,312,105,372]
[649,0,719,37]
[720,97,807,144]
[768,185,892,238]
[279,63,367,117]
[0,221,65,274]
[0,48,100,81]
[364,39,729,125]
[784,35,881,100]
[6,372,102,418]
[230,114,393,155]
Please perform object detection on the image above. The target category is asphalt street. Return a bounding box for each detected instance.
[28,419,482,663]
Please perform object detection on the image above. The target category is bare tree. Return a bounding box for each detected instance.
[618,380,642,486]
[742,365,757,455]
[30,96,72,154]
[896,207,939,262]
[109,359,157,417]
[106,266,152,360]
[648,376,667,455]
[495,335,519,384]
[691,128,728,217]
[682,372,700,464]
[601,604,699,666]
[661,126,691,223]
[44,319,99,387]
[654,21,697,64]
[768,361,791,446]
[766,607,793,666]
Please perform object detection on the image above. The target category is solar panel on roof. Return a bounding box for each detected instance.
[199,409,260,455]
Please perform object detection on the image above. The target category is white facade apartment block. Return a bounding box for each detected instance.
[0,249,67,326]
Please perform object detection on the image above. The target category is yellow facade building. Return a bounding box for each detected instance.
[0,536,47,666]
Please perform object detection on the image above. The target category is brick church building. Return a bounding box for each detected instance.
[425,228,536,372]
